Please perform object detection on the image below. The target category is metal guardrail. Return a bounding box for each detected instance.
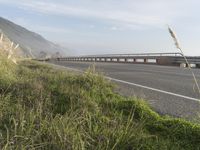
[67,52,183,58]
[48,52,200,68]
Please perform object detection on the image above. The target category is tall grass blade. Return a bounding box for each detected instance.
[168,26,200,96]
[0,33,3,42]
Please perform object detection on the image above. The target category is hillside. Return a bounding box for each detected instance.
[0,17,65,58]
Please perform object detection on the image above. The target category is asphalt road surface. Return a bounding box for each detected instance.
[49,60,200,120]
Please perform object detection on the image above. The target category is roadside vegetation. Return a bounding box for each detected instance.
[0,55,200,150]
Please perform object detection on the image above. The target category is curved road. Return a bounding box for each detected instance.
[49,61,200,120]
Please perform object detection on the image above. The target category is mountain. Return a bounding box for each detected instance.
[0,17,66,58]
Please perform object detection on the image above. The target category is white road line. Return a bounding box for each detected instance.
[105,77,200,102]
[50,63,200,102]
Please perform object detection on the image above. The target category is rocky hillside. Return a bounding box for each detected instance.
[0,17,66,58]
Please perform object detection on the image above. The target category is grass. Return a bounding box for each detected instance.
[0,57,200,149]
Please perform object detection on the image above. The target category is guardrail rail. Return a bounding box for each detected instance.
[48,52,200,68]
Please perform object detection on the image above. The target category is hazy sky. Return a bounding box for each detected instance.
[0,0,200,55]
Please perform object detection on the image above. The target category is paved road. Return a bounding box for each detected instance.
[49,61,200,120]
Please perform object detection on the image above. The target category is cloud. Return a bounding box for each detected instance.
[1,0,200,30]
[22,1,167,27]
[110,26,118,31]
[0,0,183,30]
[8,17,72,36]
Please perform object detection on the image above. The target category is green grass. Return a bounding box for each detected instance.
[0,57,200,150]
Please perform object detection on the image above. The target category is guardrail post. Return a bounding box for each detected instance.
[156,59,159,64]
[196,64,200,68]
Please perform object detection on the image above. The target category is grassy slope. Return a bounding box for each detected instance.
[0,59,200,150]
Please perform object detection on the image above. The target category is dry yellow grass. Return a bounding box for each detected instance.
[0,31,20,64]
[168,26,200,96]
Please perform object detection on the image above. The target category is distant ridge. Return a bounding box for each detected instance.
[0,17,66,58]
